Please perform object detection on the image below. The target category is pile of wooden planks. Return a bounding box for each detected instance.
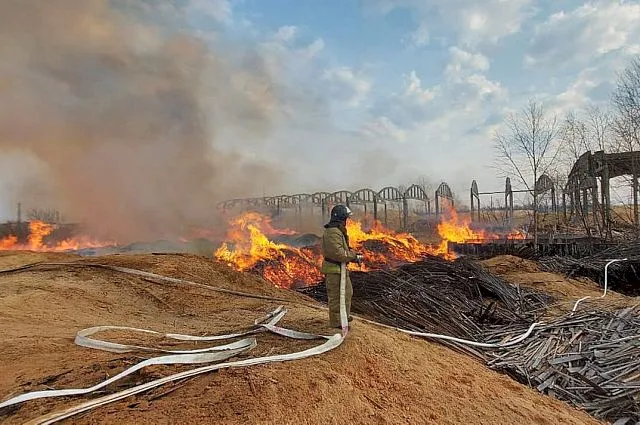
[538,241,640,295]
[298,255,639,422]
[484,306,640,423]
[298,255,551,356]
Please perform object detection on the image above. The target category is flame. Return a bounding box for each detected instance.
[214,213,322,288]
[215,211,454,287]
[27,220,53,250]
[0,220,114,252]
[506,230,527,240]
[345,220,442,269]
[437,208,486,243]
[0,235,18,249]
[215,209,529,288]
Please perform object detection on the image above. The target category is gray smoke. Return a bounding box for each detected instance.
[0,0,287,242]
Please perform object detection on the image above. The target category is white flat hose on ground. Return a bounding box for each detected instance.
[75,308,288,354]
[6,256,628,422]
[571,258,628,313]
[0,266,350,424]
[0,307,289,410]
[358,318,542,348]
[1,343,254,411]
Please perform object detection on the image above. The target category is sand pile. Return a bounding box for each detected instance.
[0,252,599,424]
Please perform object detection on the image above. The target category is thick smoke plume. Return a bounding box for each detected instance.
[0,0,284,242]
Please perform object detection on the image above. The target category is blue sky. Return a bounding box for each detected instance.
[1,0,639,221]
[180,0,640,199]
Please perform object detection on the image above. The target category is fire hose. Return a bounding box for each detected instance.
[5,255,622,422]
[571,258,628,313]
[0,264,350,424]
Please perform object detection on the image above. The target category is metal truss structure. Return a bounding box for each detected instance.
[217,183,455,229]
[225,145,640,235]
[565,150,640,237]
[470,176,556,224]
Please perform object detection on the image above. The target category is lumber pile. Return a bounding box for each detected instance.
[298,254,640,422]
[299,255,551,356]
[484,306,640,423]
[539,241,640,295]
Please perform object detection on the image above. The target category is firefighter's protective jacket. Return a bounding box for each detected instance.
[321,226,357,274]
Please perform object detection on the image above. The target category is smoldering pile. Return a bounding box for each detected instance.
[539,241,640,296]
[298,255,640,422]
[298,255,552,356]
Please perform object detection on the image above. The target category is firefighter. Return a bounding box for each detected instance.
[321,204,363,328]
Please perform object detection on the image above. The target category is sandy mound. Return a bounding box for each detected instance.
[482,255,636,313]
[0,252,599,425]
[481,255,540,275]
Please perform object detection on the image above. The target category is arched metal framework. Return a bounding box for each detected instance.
[348,188,379,221]
[218,183,456,230]
[434,182,454,216]
[535,174,556,215]
[311,192,331,221]
[376,186,405,227]
[468,178,515,223]
[325,191,352,207]
[403,184,431,228]
[470,180,480,221]
[377,186,404,201]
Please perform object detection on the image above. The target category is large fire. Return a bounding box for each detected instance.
[0,220,112,252]
[215,209,527,288]
[214,212,323,288]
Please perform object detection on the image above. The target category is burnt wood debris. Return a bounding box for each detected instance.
[538,241,640,296]
[298,254,640,423]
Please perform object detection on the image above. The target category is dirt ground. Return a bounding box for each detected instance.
[481,255,637,313]
[0,251,601,425]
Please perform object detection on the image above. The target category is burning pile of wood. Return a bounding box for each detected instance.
[484,307,640,423]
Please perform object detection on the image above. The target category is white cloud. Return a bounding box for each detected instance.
[323,67,372,107]
[367,0,534,46]
[541,64,619,118]
[361,116,407,143]
[266,26,325,60]
[273,25,298,43]
[403,71,439,104]
[466,74,507,99]
[259,27,325,77]
[527,0,640,67]
[445,46,490,79]
[410,24,430,47]
[302,38,325,59]
[188,0,232,24]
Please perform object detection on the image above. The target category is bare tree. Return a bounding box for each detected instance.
[612,56,640,152]
[611,56,640,228]
[27,208,60,223]
[561,111,588,162]
[415,176,434,197]
[561,105,612,162]
[494,99,561,248]
[415,176,434,214]
[585,104,613,152]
